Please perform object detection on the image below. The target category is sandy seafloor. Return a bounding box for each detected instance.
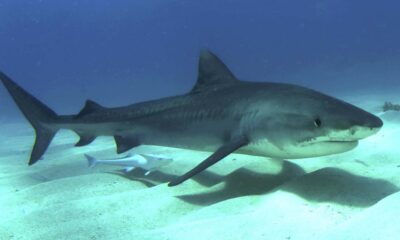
[1,92,400,240]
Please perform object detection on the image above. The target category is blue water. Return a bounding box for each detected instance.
[1,0,400,117]
[1,2,400,239]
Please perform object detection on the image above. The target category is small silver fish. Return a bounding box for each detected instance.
[85,153,173,175]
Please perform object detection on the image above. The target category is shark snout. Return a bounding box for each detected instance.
[365,114,383,130]
[350,113,383,139]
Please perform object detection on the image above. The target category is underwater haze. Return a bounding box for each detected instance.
[1,1,400,240]
[1,0,400,115]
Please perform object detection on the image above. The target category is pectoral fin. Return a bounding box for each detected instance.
[168,136,249,187]
[114,135,141,154]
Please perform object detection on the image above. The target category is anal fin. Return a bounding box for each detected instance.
[168,136,249,187]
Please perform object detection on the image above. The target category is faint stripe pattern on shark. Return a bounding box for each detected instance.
[0,50,383,186]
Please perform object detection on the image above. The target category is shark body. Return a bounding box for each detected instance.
[85,153,173,175]
[0,50,383,186]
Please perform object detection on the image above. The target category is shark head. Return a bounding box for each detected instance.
[244,83,383,158]
[190,50,383,159]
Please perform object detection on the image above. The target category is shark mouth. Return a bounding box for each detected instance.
[294,138,359,158]
[300,139,359,147]
[301,126,381,147]
[324,138,359,143]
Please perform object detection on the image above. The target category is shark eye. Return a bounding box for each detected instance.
[314,118,322,127]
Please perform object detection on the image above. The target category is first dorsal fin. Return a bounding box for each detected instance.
[76,100,106,118]
[190,50,238,94]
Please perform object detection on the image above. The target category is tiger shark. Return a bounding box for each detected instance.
[0,50,383,186]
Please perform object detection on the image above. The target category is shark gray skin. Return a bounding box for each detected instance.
[0,50,383,186]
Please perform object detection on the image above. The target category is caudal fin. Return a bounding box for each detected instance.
[0,71,59,165]
[84,154,97,168]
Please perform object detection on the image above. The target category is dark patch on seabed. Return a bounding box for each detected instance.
[115,160,399,206]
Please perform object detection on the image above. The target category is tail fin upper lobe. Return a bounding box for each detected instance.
[0,71,59,165]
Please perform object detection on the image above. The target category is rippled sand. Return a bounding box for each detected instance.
[1,95,399,240]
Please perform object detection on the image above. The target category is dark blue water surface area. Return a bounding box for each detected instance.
[1,0,400,116]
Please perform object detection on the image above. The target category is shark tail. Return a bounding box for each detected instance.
[84,154,97,168]
[0,71,60,165]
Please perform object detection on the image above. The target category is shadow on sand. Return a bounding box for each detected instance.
[281,167,399,207]
[113,160,399,207]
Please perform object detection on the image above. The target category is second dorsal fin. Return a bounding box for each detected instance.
[76,100,106,118]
